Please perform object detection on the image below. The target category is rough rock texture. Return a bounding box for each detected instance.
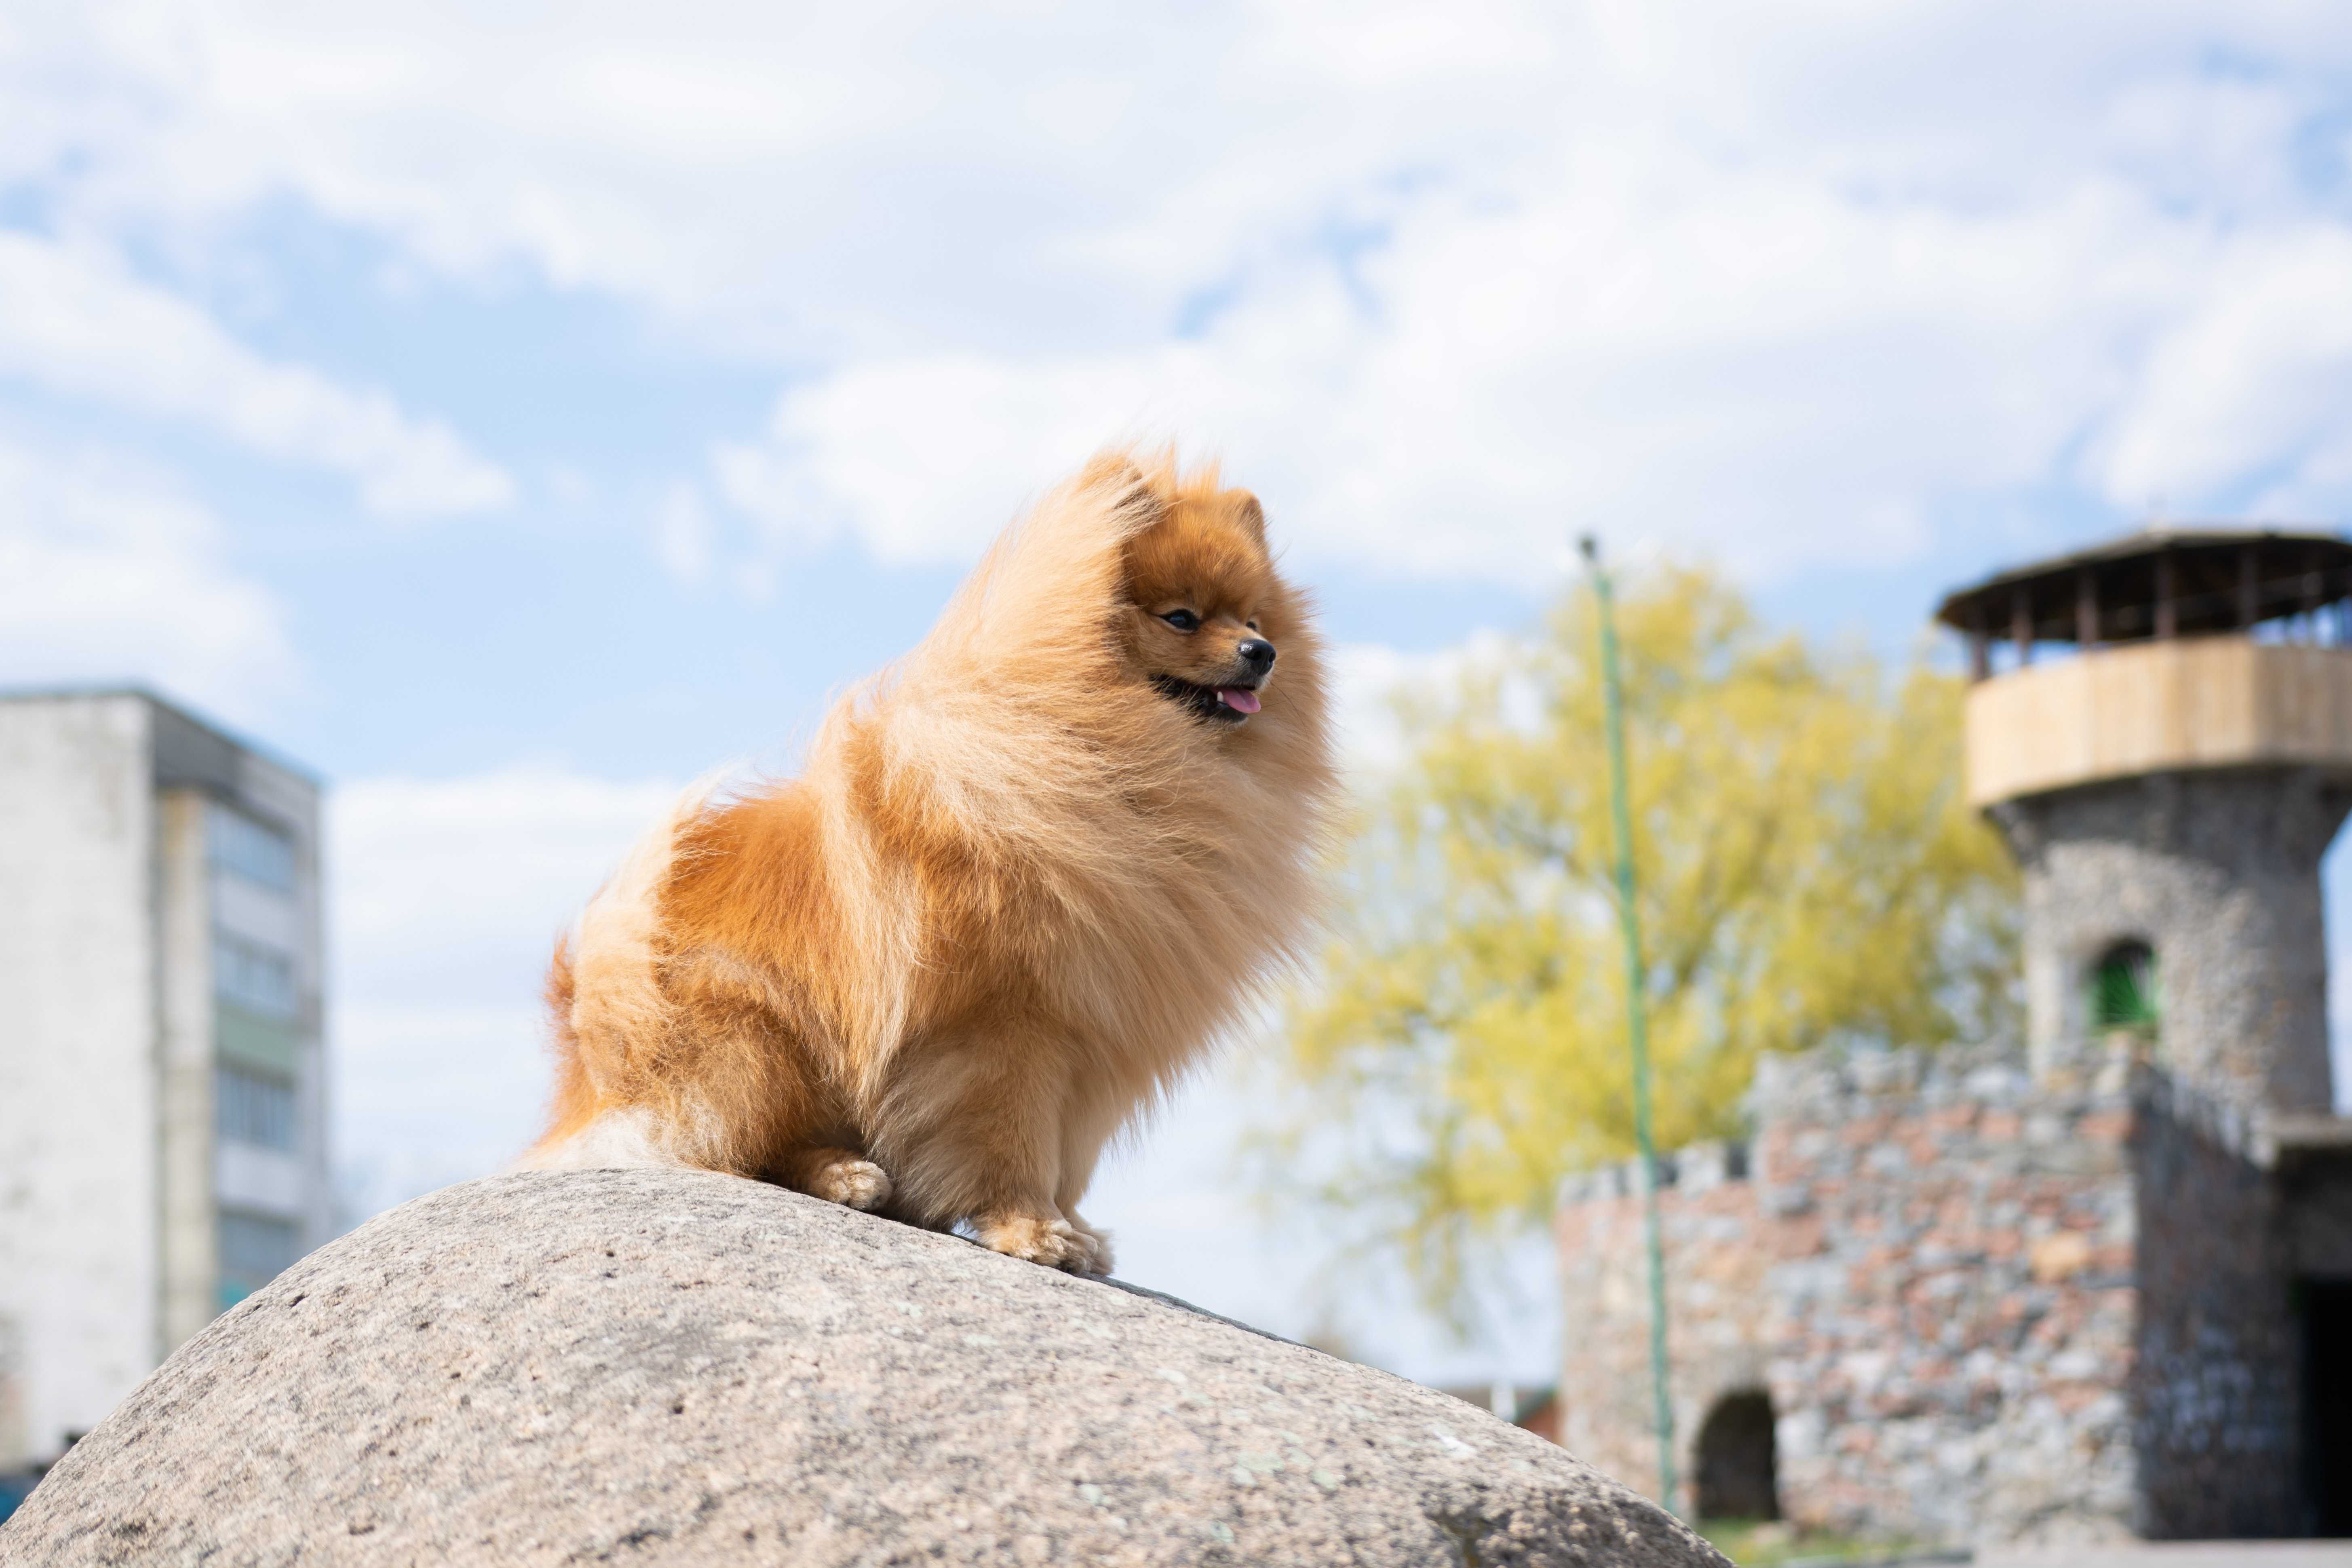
[2,1171,1719,1567]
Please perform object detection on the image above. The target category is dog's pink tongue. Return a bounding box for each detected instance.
[1218,687,1261,714]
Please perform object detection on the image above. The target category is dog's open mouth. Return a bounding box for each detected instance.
[1152,675,1261,724]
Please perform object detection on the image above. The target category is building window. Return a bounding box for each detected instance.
[2090,940,2158,1037]
[216,1066,297,1151]
[1694,1389,1780,1522]
[207,805,296,893]
[215,932,298,1019]
[216,1211,300,1310]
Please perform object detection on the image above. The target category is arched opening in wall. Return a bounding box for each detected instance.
[2301,1277,2352,1534]
[2089,939,2160,1045]
[1694,1390,1778,1522]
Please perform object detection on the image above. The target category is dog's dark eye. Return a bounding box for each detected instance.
[1246,620,1259,632]
[1161,609,1200,632]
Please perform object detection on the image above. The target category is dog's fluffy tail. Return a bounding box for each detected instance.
[516,773,724,1169]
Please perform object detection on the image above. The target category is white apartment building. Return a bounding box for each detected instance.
[0,689,330,1469]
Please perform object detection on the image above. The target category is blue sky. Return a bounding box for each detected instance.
[6,1,2352,1382]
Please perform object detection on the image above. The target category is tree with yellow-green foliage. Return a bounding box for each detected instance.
[1269,566,2019,1320]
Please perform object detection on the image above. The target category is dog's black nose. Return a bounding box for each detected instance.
[1237,638,1276,675]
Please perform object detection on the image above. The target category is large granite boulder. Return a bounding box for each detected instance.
[2,1170,1721,1566]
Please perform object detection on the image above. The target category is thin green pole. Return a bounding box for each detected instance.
[1580,535,1679,1517]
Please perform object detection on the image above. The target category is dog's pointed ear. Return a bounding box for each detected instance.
[1081,450,1169,539]
[1232,492,1267,544]
[1080,452,1147,494]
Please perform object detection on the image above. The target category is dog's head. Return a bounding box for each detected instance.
[1122,485,1290,728]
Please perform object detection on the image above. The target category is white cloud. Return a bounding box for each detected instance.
[9,3,2352,580]
[1325,644,1426,779]
[2097,227,2352,518]
[1326,634,1520,778]
[329,768,680,1214]
[713,164,2156,583]
[1088,1052,1562,1383]
[712,353,1211,565]
[0,231,510,518]
[0,435,291,722]
[683,8,2352,585]
[331,1003,550,1225]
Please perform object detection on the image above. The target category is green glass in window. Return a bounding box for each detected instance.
[2091,943,2158,1034]
[215,1210,300,1314]
[215,1001,302,1075]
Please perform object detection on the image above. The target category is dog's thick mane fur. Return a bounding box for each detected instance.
[521,450,1337,1270]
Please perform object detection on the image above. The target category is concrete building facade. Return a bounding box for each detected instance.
[0,690,329,1471]
[1556,530,2352,1546]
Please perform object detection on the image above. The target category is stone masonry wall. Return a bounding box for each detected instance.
[1557,1141,1768,1513]
[2284,1148,2352,1278]
[1557,1044,2141,1549]
[2129,1076,2303,1537]
[1991,768,2349,1118]
[1757,1046,2139,1548]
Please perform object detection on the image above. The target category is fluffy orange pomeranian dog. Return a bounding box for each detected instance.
[519,451,1337,1273]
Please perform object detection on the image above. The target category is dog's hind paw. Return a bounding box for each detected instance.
[793,1151,894,1211]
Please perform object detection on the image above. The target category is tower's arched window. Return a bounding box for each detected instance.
[1694,1389,1779,1521]
[2090,940,2159,1037]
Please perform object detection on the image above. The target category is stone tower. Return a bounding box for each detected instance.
[1556,528,2352,1545]
[1935,529,2352,1118]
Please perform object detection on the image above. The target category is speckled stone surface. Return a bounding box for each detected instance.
[0,1170,1720,1567]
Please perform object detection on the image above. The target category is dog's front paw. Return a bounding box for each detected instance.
[975,1212,1092,1273]
[1063,1212,1115,1277]
[810,1156,894,1212]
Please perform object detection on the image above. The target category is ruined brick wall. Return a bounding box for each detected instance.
[1555,1044,2142,1549]
[1557,1141,1771,1510]
[1756,1047,2139,1548]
